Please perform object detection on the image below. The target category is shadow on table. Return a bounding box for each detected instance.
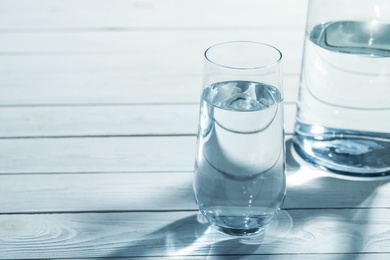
[285,138,387,210]
[107,139,387,259]
[285,138,388,259]
[107,210,293,259]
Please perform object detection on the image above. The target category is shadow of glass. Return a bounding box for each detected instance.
[107,139,386,258]
[107,210,292,258]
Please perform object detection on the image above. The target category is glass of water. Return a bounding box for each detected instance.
[193,41,286,236]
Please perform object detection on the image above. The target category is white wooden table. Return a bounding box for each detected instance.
[0,0,389,259]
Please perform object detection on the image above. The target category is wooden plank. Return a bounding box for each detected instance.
[0,209,389,258]
[0,74,299,105]
[0,0,308,30]
[0,136,195,174]
[0,104,199,137]
[0,135,312,174]
[0,103,297,137]
[0,74,203,105]
[0,172,196,213]
[0,30,303,105]
[0,51,301,78]
[0,30,304,54]
[0,170,388,213]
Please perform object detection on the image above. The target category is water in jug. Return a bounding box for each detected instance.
[292,0,390,179]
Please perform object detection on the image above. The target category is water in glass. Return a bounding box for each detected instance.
[194,80,286,236]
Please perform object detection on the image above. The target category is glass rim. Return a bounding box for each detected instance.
[204,41,283,70]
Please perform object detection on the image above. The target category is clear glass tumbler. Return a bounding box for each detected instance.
[193,41,286,236]
[292,0,390,179]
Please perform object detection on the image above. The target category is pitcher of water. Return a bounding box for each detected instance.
[292,0,390,179]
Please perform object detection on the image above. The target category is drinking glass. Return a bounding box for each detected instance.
[292,0,390,179]
[193,41,286,236]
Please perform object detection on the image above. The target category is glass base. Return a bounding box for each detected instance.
[212,224,267,237]
[197,210,293,243]
[291,140,390,181]
[204,213,273,237]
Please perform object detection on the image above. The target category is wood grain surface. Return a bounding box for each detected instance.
[1,0,389,259]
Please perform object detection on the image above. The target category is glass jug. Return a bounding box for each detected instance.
[292,0,390,179]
